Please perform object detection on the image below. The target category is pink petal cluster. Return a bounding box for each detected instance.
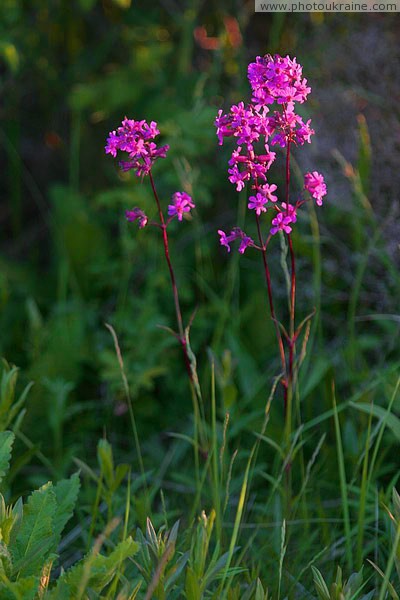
[215,55,315,199]
[168,192,195,221]
[105,117,169,177]
[126,207,148,229]
[215,53,326,247]
[247,54,311,109]
[304,171,327,206]
[248,192,268,216]
[218,228,254,254]
[270,203,297,235]
[247,184,278,216]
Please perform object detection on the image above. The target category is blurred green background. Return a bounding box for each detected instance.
[1,2,399,479]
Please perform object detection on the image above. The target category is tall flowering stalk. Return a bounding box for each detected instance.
[215,55,327,442]
[105,118,197,387]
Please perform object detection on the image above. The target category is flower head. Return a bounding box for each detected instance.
[126,208,148,229]
[270,203,297,235]
[304,171,327,205]
[248,54,311,109]
[214,102,270,147]
[168,192,195,221]
[218,228,254,254]
[248,192,268,216]
[238,235,254,254]
[105,117,169,177]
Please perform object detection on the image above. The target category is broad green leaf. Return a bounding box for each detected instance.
[0,576,38,599]
[0,540,13,575]
[10,483,57,578]
[48,537,139,597]
[52,472,80,548]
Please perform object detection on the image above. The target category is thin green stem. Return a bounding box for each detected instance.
[332,382,353,572]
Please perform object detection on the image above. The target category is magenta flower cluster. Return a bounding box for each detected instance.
[215,54,327,252]
[304,171,327,206]
[105,117,169,177]
[168,192,195,221]
[105,118,195,228]
[218,228,255,254]
[105,117,197,379]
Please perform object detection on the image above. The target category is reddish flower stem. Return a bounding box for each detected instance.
[285,140,296,418]
[286,139,291,206]
[148,171,192,381]
[288,234,296,378]
[255,214,287,383]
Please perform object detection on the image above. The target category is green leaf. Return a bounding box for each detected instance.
[52,472,80,548]
[0,364,31,431]
[0,431,14,485]
[255,578,267,600]
[10,482,57,578]
[0,576,38,600]
[48,537,139,597]
[97,439,114,490]
[350,401,400,441]
[312,566,331,600]
[185,566,201,600]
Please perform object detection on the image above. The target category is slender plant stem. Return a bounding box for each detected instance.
[285,139,296,440]
[148,171,192,379]
[283,137,296,514]
[255,214,287,383]
[286,233,296,441]
[148,171,202,490]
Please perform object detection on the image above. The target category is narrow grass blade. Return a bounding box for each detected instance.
[332,382,353,572]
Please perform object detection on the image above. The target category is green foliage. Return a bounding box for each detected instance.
[0,432,14,485]
[312,566,373,600]
[0,362,32,433]
[0,432,141,598]
[48,537,139,599]
[1,3,400,598]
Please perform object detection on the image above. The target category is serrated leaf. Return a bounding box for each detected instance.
[0,540,13,576]
[0,576,39,599]
[52,472,80,549]
[0,431,14,485]
[48,537,139,597]
[10,482,57,578]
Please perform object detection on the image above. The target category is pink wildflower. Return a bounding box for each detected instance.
[168,192,195,221]
[270,203,297,235]
[105,117,169,177]
[218,228,254,254]
[304,171,327,205]
[248,192,268,215]
[126,208,148,229]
